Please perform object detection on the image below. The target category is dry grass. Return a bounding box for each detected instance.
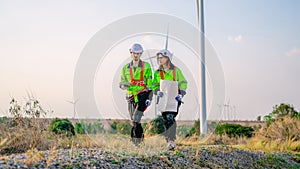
[178,133,248,147]
[2,97,299,158]
[84,134,168,156]
[245,116,300,153]
[262,116,300,141]
[0,119,57,154]
[204,134,248,145]
[245,136,300,153]
[24,148,46,166]
[1,116,299,157]
[0,117,169,156]
[0,96,58,155]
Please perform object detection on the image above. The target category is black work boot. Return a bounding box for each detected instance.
[131,122,144,146]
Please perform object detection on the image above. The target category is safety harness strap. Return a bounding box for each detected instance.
[127,61,147,103]
[159,66,176,81]
[129,61,145,87]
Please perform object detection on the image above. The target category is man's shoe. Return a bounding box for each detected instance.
[168,141,175,150]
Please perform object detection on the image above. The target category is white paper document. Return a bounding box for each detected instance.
[157,80,178,112]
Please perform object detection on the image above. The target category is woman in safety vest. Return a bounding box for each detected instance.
[152,49,187,150]
[119,43,153,146]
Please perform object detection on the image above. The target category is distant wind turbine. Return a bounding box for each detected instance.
[223,99,230,120]
[66,98,79,119]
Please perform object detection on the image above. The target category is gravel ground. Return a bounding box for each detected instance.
[0,146,299,169]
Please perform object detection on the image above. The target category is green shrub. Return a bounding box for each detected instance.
[176,125,190,137]
[257,116,262,121]
[0,116,10,124]
[49,118,75,136]
[75,120,105,134]
[116,121,131,135]
[186,120,200,136]
[110,120,118,133]
[0,116,13,127]
[141,122,147,129]
[214,123,254,138]
[74,122,85,134]
[264,103,299,126]
[145,115,165,136]
[90,120,105,134]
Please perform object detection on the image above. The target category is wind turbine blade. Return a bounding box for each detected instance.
[165,23,169,50]
[66,100,74,104]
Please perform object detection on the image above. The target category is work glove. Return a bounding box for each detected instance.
[119,83,129,90]
[175,94,183,103]
[157,91,164,98]
[145,99,151,107]
[166,114,175,120]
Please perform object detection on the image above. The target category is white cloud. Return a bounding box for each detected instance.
[227,36,233,41]
[234,35,242,42]
[285,48,300,57]
[142,35,162,49]
[227,35,243,43]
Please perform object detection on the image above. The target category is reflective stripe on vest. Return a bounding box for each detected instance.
[129,61,145,87]
[127,61,147,103]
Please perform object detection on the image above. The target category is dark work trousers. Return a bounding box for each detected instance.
[161,102,181,142]
[127,90,152,145]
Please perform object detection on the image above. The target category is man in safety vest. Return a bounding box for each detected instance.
[119,43,153,146]
[152,49,187,150]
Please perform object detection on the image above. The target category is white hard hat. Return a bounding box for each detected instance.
[129,43,144,53]
[157,49,172,58]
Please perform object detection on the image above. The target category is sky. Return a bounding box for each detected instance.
[0,0,300,120]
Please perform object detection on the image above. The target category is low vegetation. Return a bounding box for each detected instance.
[75,120,105,134]
[0,97,299,168]
[144,115,165,136]
[246,103,300,152]
[49,118,75,136]
[214,123,254,138]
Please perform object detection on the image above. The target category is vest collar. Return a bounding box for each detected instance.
[128,60,143,68]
